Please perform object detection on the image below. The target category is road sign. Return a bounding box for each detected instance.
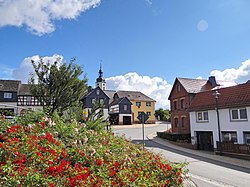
[137,112,149,124]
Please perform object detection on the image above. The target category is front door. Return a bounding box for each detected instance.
[197,131,213,151]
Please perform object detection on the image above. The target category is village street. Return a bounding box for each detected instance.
[113,122,250,187]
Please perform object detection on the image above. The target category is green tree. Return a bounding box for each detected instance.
[155,108,171,121]
[29,57,88,116]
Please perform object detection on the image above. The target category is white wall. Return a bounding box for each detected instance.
[190,107,250,148]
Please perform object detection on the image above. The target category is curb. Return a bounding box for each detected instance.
[147,132,250,173]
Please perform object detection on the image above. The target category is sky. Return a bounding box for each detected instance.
[1,0,250,109]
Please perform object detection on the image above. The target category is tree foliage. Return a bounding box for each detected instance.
[155,108,171,121]
[29,57,87,116]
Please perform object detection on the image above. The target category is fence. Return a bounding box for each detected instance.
[217,142,250,155]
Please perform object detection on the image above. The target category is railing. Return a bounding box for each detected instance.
[217,142,250,155]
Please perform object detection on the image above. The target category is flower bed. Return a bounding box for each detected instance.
[0,113,186,186]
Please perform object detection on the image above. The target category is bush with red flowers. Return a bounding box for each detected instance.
[0,111,187,186]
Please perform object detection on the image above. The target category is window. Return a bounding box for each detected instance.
[181,117,186,127]
[230,108,247,120]
[174,117,178,128]
[244,132,250,144]
[146,112,151,116]
[26,96,32,105]
[176,85,181,92]
[124,105,127,111]
[146,102,151,106]
[96,89,100,95]
[180,99,185,109]
[197,111,209,122]
[136,102,141,107]
[4,93,12,99]
[138,111,143,116]
[173,101,177,110]
[92,99,95,104]
[222,132,237,143]
[99,99,104,104]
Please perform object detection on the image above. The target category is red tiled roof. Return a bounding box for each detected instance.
[189,82,250,111]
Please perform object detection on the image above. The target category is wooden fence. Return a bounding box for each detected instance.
[217,142,250,155]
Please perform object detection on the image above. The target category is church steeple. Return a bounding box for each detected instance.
[95,64,106,90]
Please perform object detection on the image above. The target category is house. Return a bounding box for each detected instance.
[81,86,110,120]
[0,80,44,116]
[109,97,132,125]
[0,80,20,116]
[189,81,250,151]
[81,66,156,124]
[168,76,236,134]
[168,76,219,134]
[114,91,156,124]
[17,84,44,114]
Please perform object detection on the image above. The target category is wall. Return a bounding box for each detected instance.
[190,107,250,148]
[132,101,155,123]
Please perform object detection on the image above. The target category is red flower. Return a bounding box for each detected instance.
[96,159,102,166]
[108,169,116,177]
[40,121,45,128]
[130,177,135,182]
[49,183,55,187]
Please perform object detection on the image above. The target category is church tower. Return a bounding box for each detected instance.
[95,64,106,90]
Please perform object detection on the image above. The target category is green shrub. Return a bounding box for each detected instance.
[157,132,191,143]
[0,112,186,186]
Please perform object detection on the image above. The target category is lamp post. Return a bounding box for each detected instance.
[214,90,222,155]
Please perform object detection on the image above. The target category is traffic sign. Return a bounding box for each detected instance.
[137,112,149,124]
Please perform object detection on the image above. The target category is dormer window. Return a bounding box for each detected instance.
[4,93,12,99]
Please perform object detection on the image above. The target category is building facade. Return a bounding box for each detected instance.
[189,82,250,151]
[0,80,43,116]
[168,77,216,134]
[114,91,156,124]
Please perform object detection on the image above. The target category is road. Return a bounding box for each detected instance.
[113,122,250,187]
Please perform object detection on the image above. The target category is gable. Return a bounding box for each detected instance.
[168,78,188,100]
[81,87,109,100]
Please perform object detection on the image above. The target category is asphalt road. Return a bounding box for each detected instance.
[113,122,250,187]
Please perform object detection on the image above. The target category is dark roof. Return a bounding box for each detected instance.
[18,84,32,95]
[80,87,109,100]
[189,81,250,111]
[104,90,116,104]
[0,80,21,92]
[116,90,156,102]
[110,97,132,106]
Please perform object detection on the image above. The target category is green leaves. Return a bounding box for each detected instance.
[29,57,88,116]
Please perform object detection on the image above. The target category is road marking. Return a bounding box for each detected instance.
[189,173,236,187]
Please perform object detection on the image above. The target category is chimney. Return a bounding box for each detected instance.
[208,76,217,87]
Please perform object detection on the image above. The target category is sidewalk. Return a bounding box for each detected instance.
[147,132,250,173]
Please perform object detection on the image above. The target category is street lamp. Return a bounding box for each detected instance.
[213,90,222,155]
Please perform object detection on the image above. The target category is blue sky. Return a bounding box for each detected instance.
[1,0,250,109]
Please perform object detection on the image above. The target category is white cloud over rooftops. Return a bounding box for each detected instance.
[210,58,250,83]
[0,0,101,35]
[106,72,172,109]
[12,54,63,83]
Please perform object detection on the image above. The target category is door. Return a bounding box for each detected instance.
[197,131,213,151]
[123,116,131,125]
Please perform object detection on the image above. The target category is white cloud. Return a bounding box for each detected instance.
[12,54,63,83]
[0,0,101,35]
[106,72,172,109]
[210,59,250,83]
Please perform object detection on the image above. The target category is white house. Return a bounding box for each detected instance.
[189,81,250,151]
